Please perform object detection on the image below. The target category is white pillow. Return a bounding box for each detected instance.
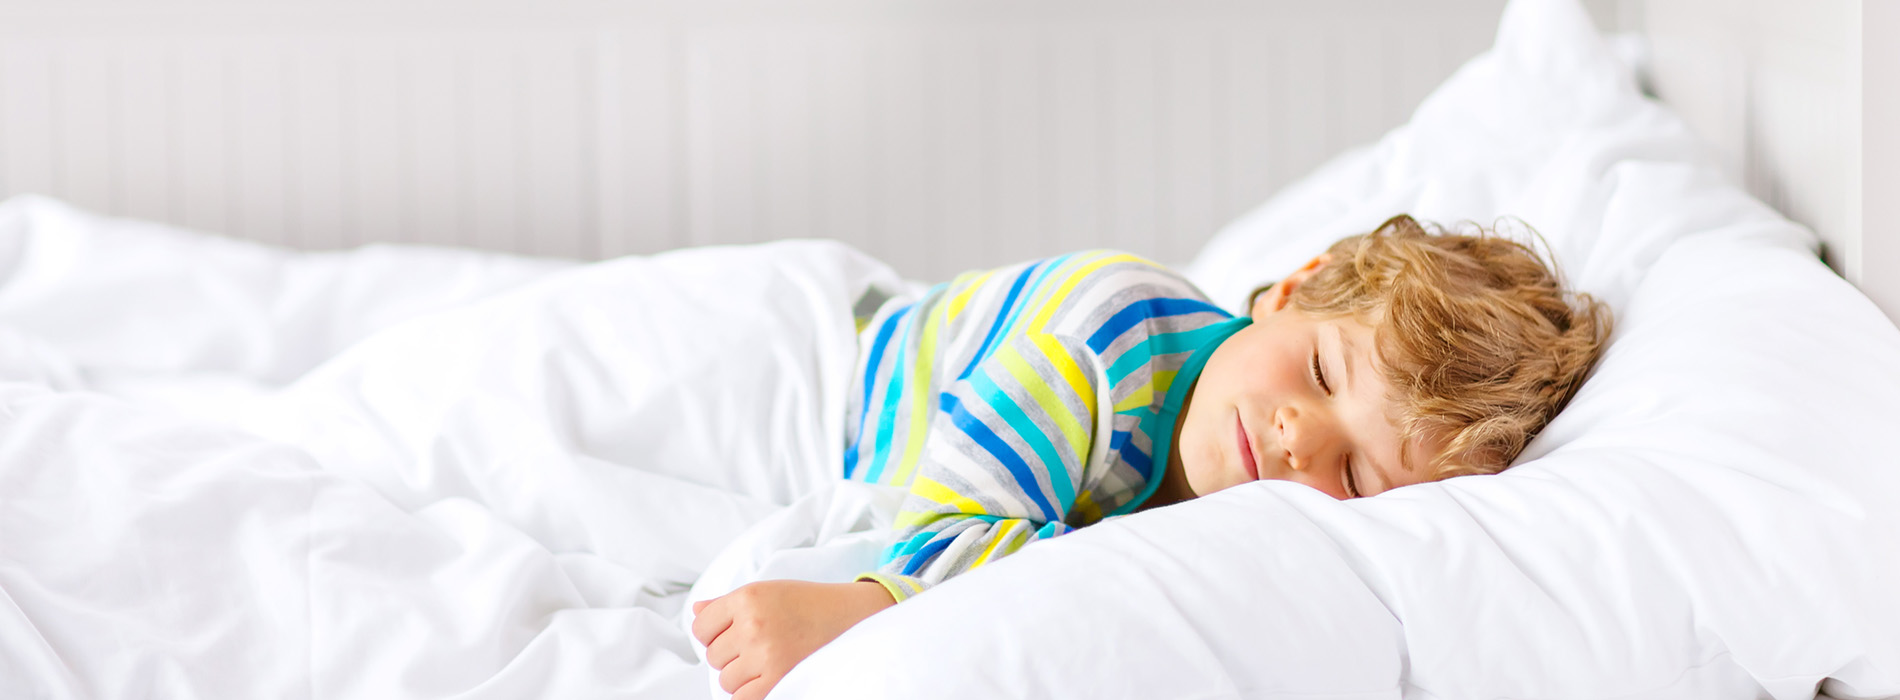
[773,0,1900,698]
[1179,0,1724,317]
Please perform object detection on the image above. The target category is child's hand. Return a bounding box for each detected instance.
[690,580,897,700]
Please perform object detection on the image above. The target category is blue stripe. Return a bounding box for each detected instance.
[1087,297,1227,353]
[969,366,1077,512]
[940,392,1061,522]
[881,531,939,566]
[957,261,1042,380]
[998,252,1075,340]
[846,303,912,480]
[1114,430,1154,481]
[865,308,922,484]
[899,536,958,576]
[1106,323,1245,387]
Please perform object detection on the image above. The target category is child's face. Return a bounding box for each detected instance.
[1176,256,1436,500]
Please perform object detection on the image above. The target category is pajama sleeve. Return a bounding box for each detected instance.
[856,331,1104,603]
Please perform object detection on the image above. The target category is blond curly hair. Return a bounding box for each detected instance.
[1253,214,1613,479]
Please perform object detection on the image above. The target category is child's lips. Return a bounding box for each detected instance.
[1235,413,1261,480]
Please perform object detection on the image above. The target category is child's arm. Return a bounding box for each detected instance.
[691,580,895,700]
[689,331,1102,698]
[857,330,1106,601]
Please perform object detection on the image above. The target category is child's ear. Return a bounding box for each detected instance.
[1251,254,1333,319]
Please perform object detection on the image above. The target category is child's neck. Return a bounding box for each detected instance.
[1140,380,1199,511]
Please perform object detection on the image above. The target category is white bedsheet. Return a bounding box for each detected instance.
[0,195,910,699]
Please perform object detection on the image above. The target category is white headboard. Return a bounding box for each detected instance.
[1628,0,1896,322]
[0,0,1890,321]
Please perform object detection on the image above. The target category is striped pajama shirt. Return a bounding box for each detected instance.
[842,249,1248,602]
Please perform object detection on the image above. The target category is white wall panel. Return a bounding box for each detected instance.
[347,40,408,248]
[0,1,1507,281]
[406,38,465,250]
[2,43,57,204]
[1644,0,1862,279]
[113,40,174,225]
[231,40,292,247]
[1865,0,1900,323]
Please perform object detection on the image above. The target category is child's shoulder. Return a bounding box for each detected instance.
[997,250,1224,340]
[1042,249,1211,301]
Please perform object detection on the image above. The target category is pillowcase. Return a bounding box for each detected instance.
[771,0,1900,697]
[1179,0,1718,317]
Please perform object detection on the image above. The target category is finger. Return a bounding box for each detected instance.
[704,627,741,670]
[690,598,733,647]
[692,599,711,615]
[718,657,761,695]
[731,673,782,700]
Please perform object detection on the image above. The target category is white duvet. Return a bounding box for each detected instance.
[0,195,910,698]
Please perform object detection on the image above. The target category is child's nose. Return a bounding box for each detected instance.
[1276,407,1333,471]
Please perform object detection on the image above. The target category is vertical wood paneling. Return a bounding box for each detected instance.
[1046,30,1106,260]
[1158,29,1218,266]
[1332,23,1394,150]
[1102,30,1160,257]
[812,34,875,260]
[461,43,524,253]
[114,41,173,224]
[758,33,816,244]
[286,42,346,248]
[987,27,1044,266]
[868,32,935,274]
[1,44,57,202]
[0,5,1500,282]
[347,41,406,247]
[930,31,986,268]
[1862,0,1900,323]
[1271,23,1333,195]
[55,42,114,214]
[406,38,462,249]
[231,41,291,246]
[685,31,759,247]
[599,24,681,256]
[1395,22,1454,126]
[522,41,590,258]
[1218,33,1275,227]
[173,42,232,235]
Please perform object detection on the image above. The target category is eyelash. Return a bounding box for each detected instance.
[1310,350,1332,395]
[1313,349,1361,498]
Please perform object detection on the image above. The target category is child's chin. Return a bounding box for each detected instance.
[1192,476,1246,497]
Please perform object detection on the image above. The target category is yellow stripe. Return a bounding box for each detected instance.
[1151,369,1178,399]
[889,291,952,485]
[894,476,987,528]
[1113,380,1154,413]
[971,520,1026,568]
[1028,251,1147,334]
[857,573,921,603]
[1032,333,1095,414]
[945,270,994,322]
[1012,253,1088,331]
[1001,340,1089,458]
[1071,490,1103,524]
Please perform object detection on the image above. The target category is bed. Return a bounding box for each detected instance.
[0,0,1895,698]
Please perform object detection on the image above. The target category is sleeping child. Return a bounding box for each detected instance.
[691,214,1613,700]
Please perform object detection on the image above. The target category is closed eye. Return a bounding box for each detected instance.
[1310,350,1332,395]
